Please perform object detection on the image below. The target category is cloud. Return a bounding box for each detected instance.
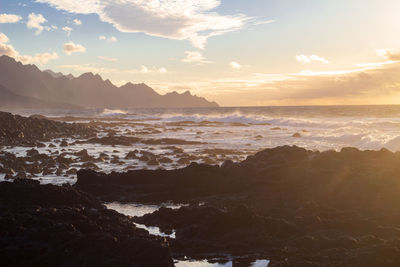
[36,0,250,49]
[154,54,400,106]
[0,32,58,64]
[59,63,117,74]
[73,18,82,25]
[99,35,117,42]
[230,61,242,69]
[19,52,59,64]
[62,26,73,36]
[0,33,19,58]
[127,65,167,74]
[296,54,330,64]
[253,19,275,26]
[182,51,211,64]
[63,42,86,55]
[0,14,22,23]
[376,49,400,61]
[27,13,47,35]
[98,55,117,62]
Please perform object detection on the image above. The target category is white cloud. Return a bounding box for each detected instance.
[376,49,400,61]
[0,33,19,58]
[19,52,59,64]
[0,32,58,64]
[0,33,10,44]
[0,14,22,23]
[127,65,167,74]
[36,0,250,49]
[98,55,117,62]
[73,18,82,25]
[27,13,47,35]
[230,61,242,69]
[63,42,86,55]
[296,54,330,64]
[62,26,73,36]
[99,35,117,42]
[59,63,117,74]
[253,19,275,26]
[181,51,211,64]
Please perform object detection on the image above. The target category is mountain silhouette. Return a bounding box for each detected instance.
[0,84,78,109]
[0,55,218,109]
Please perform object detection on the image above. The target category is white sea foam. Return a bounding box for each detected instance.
[100,108,128,117]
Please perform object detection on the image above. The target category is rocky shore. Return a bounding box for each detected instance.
[0,179,173,266]
[76,146,400,266]
[3,110,400,266]
[0,111,95,147]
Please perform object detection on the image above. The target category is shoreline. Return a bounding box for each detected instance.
[2,110,400,266]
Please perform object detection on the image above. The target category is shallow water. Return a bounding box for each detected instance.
[105,202,184,238]
[174,259,269,267]
[105,202,269,267]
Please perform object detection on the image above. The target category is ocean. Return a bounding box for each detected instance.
[14,105,400,151]
[4,105,400,185]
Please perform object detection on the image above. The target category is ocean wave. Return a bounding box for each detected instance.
[100,109,128,117]
[157,113,400,129]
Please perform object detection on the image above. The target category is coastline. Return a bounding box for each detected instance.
[2,109,400,266]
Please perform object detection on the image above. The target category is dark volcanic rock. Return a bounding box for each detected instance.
[0,111,95,147]
[75,146,400,265]
[0,179,173,267]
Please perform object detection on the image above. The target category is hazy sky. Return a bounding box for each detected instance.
[1,0,400,106]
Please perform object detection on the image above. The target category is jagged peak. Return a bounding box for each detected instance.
[77,72,103,82]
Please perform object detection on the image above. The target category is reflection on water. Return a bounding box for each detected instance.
[105,202,184,238]
[174,259,269,267]
[105,202,269,267]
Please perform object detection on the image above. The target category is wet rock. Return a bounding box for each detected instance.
[4,173,14,179]
[81,162,99,170]
[26,148,39,157]
[125,151,139,159]
[42,168,55,175]
[147,158,160,166]
[292,132,302,138]
[110,158,124,165]
[177,157,191,165]
[66,168,78,175]
[159,157,173,164]
[36,142,46,148]
[60,140,69,147]
[15,172,27,178]
[74,149,95,162]
[0,179,174,266]
[74,146,400,265]
[97,152,109,162]
[56,155,74,165]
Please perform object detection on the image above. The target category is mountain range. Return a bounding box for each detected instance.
[0,55,218,109]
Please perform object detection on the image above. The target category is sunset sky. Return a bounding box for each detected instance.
[1,0,400,106]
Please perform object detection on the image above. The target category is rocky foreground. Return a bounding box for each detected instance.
[76,146,400,266]
[0,179,173,266]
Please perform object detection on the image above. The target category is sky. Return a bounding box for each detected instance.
[0,0,400,106]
